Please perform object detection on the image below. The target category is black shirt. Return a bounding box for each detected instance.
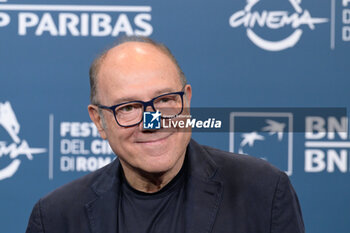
[117,161,186,233]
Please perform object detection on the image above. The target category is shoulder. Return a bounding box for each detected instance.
[189,143,304,232]
[203,144,281,176]
[39,159,119,209]
[26,160,119,232]
[191,140,284,189]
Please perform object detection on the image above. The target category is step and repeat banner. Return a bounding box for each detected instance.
[1,0,349,232]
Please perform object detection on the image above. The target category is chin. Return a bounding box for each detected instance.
[140,166,171,175]
[139,153,178,174]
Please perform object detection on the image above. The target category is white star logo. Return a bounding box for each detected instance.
[150,110,161,122]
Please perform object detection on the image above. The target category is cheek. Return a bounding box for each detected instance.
[166,130,190,156]
[106,124,136,155]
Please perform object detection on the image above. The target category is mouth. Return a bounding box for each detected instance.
[135,132,174,145]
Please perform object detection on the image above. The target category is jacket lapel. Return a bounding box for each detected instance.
[85,159,121,233]
[185,140,223,233]
[84,139,223,233]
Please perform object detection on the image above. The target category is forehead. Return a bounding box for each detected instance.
[101,42,176,69]
[96,42,182,103]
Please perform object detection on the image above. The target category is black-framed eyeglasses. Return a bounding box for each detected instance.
[97,89,185,127]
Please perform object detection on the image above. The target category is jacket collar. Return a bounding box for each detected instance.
[85,139,223,233]
[185,139,223,233]
[85,158,122,233]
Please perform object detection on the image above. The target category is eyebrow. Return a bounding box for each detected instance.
[112,87,180,105]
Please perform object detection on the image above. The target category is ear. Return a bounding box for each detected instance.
[88,105,107,139]
[184,84,192,107]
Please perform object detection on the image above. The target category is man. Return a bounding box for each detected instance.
[26,37,304,233]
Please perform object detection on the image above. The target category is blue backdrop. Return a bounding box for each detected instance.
[1,0,349,232]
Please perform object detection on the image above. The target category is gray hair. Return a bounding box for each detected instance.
[89,36,187,105]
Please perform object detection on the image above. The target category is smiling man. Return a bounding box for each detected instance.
[88,38,192,194]
[26,37,304,233]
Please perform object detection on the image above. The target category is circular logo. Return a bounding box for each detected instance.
[229,0,328,51]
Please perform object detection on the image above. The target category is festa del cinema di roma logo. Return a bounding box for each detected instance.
[229,0,328,51]
[0,101,46,181]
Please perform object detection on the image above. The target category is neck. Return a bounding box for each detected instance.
[120,155,185,193]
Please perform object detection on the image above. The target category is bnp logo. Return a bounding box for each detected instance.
[230,111,293,175]
[143,110,161,129]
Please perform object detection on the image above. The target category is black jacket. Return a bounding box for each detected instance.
[26,139,304,233]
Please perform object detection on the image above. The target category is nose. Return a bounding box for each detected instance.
[145,105,154,112]
[143,100,156,113]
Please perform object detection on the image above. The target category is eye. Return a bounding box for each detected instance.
[159,95,178,103]
[160,97,171,103]
[119,104,135,112]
